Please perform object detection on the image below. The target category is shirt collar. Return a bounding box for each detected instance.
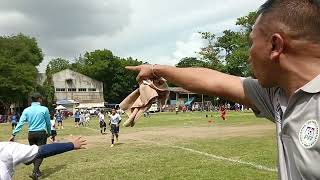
[300,74,320,94]
[31,102,41,106]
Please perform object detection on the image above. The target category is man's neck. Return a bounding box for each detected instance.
[278,57,320,97]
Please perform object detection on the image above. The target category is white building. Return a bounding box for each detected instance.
[52,69,104,110]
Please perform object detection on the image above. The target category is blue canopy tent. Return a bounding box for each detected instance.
[184,97,195,106]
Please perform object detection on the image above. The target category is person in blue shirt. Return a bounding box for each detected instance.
[74,110,81,128]
[9,92,51,179]
[55,110,64,129]
[10,113,18,130]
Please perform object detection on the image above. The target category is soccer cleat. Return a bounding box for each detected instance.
[29,172,40,180]
[110,144,114,147]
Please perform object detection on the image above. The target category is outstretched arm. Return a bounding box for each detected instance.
[126,65,257,110]
[26,137,87,165]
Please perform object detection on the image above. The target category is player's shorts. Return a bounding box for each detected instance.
[110,124,119,134]
[28,131,47,146]
[57,120,62,123]
[51,130,57,136]
[75,118,80,122]
[11,122,17,127]
[100,121,106,128]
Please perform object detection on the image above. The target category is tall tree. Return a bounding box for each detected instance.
[71,50,143,103]
[45,58,71,77]
[0,34,43,113]
[198,32,222,71]
[176,57,209,68]
[196,11,258,77]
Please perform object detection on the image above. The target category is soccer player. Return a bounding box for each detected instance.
[219,104,226,121]
[84,111,90,127]
[50,119,57,143]
[109,108,122,147]
[98,111,106,134]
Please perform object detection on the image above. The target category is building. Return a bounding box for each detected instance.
[168,87,214,111]
[52,69,104,111]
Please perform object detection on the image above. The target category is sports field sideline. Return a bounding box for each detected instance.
[1,111,278,180]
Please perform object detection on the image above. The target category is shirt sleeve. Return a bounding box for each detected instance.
[242,78,276,121]
[11,143,39,166]
[0,161,11,180]
[12,110,28,136]
[44,108,52,136]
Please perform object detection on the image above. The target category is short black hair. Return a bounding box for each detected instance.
[258,0,320,42]
[30,92,43,102]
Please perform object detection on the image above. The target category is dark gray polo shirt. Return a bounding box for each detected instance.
[242,76,320,180]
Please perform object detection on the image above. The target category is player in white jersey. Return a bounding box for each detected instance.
[98,111,106,134]
[50,119,57,142]
[85,112,90,126]
[109,108,122,147]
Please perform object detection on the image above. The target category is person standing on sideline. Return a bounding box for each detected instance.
[10,113,18,130]
[9,92,51,179]
[55,110,64,129]
[109,108,122,147]
[74,110,80,128]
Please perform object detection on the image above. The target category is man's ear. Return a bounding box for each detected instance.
[270,33,284,61]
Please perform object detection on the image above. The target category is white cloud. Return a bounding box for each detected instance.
[0,0,266,72]
[172,33,204,64]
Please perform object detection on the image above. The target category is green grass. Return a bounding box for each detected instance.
[0,111,278,180]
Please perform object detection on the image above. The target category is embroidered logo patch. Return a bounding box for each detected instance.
[299,120,319,149]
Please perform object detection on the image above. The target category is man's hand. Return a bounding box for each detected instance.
[126,65,155,81]
[72,136,87,150]
[9,135,15,142]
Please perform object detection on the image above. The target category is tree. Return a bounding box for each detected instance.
[42,58,71,110]
[197,32,222,70]
[0,34,43,113]
[176,57,209,68]
[197,11,258,77]
[236,11,258,33]
[46,58,71,77]
[0,33,43,66]
[71,50,143,103]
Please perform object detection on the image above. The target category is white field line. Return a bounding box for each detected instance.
[132,138,278,173]
[83,127,277,172]
[85,127,100,132]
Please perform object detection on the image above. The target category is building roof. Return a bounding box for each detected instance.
[52,69,103,84]
[56,99,79,105]
[169,87,197,94]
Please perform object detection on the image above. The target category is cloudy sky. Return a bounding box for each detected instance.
[0,0,265,72]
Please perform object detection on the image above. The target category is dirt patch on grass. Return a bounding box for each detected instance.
[122,124,275,140]
[80,124,275,147]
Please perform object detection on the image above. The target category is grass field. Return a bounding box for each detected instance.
[0,111,278,180]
